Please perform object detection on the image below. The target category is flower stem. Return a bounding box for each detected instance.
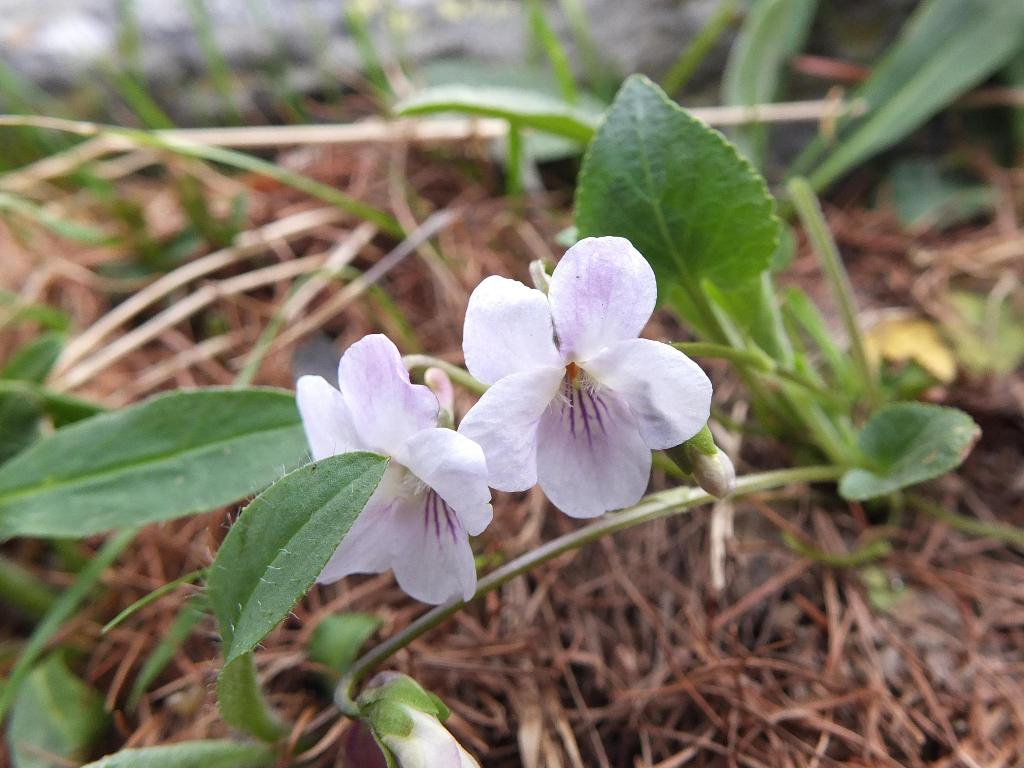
[403,355,488,395]
[787,177,879,409]
[909,495,1024,547]
[782,533,892,567]
[335,464,842,708]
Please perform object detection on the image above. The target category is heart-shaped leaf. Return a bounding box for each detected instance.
[575,75,780,301]
[207,451,388,664]
[839,403,980,500]
[0,388,308,539]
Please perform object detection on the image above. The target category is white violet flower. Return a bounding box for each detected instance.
[296,334,492,604]
[459,236,712,518]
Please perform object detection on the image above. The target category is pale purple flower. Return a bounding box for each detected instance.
[459,236,712,518]
[296,334,492,604]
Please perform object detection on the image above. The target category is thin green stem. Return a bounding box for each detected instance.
[0,555,57,619]
[102,567,208,633]
[336,464,842,706]
[402,355,487,395]
[783,533,892,567]
[787,177,879,409]
[661,0,740,96]
[909,495,1024,547]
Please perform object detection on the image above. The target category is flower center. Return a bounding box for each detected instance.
[565,361,580,385]
[557,368,609,447]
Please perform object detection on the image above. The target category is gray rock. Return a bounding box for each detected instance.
[0,0,913,121]
[1,1,710,111]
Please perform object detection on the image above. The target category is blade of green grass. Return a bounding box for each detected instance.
[0,529,135,719]
[661,0,741,97]
[186,0,244,123]
[527,0,578,103]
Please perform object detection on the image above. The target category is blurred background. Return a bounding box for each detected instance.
[1,1,1023,767]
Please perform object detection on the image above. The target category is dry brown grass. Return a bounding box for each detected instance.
[1,135,1023,768]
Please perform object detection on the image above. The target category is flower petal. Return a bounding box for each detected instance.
[339,334,439,456]
[391,492,477,603]
[383,709,466,768]
[296,375,361,460]
[536,382,651,518]
[458,366,564,492]
[403,428,492,536]
[457,745,481,768]
[585,338,712,449]
[548,236,657,361]
[462,275,562,384]
[317,466,405,583]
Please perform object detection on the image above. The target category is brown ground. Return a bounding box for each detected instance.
[1,133,1023,767]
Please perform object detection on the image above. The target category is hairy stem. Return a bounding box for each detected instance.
[335,464,842,711]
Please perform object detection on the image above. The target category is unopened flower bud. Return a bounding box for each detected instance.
[358,673,480,768]
[528,259,551,293]
[690,447,735,499]
[667,425,736,499]
[424,367,454,428]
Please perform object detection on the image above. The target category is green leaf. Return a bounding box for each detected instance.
[0,380,105,430]
[82,740,274,768]
[208,452,387,663]
[0,293,68,333]
[575,75,780,303]
[722,0,818,168]
[395,85,599,142]
[0,388,308,539]
[796,0,1024,190]
[216,654,286,743]
[8,654,108,768]
[0,530,135,720]
[2,333,64,383]
[0,391,43,464]
[309,613,383,679]
[35,389,106,427]
[840,403,980,500]
[886,158,995,232]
